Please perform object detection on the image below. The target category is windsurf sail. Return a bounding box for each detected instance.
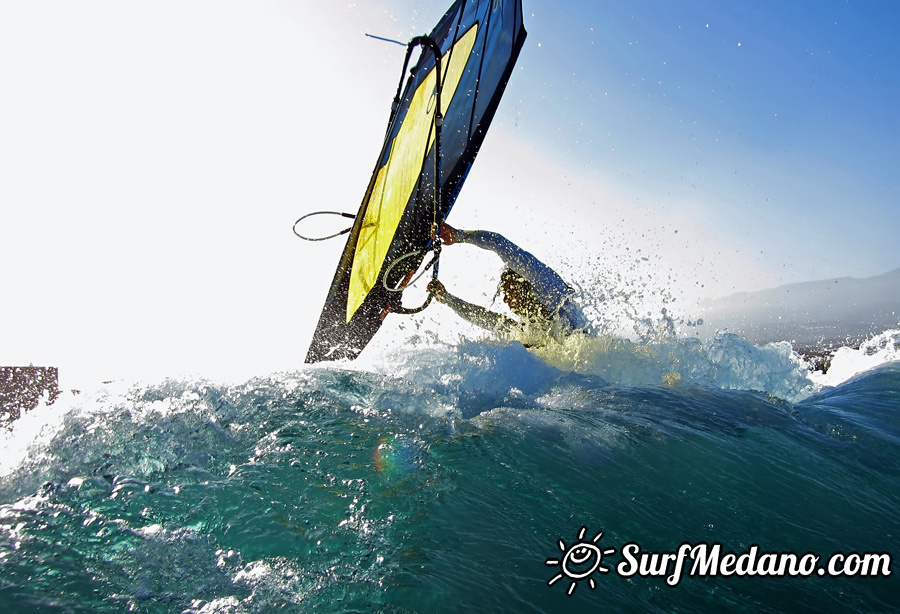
[305,0,526,363]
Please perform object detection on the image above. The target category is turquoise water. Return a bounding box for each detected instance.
[1,334,898,612]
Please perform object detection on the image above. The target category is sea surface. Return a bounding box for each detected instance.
[2,330,898,613]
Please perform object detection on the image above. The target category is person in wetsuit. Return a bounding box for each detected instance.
[427,223,588,343]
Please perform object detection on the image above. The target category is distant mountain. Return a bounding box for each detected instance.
[690,268,900,350]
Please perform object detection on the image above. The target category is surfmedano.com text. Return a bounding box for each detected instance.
[617,542,892,586]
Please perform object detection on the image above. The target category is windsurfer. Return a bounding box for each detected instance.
[427,223,589,343]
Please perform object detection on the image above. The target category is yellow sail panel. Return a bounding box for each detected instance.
[345,26,479,323]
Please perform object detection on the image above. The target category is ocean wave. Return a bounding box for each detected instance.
[1,328,898,612]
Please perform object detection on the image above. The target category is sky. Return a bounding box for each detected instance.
[1,0,898,386]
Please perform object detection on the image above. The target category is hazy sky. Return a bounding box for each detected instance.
[2,0,897,384]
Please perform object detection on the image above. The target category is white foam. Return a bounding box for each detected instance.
[0,393,73,478]
[809,329,900,388]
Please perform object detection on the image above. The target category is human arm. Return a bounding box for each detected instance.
[428,280,517,335]
[444,226,571,309]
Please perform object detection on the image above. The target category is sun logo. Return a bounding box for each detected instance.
[545,526,616,595]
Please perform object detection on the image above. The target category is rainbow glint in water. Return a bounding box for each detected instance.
[374,434,422,475]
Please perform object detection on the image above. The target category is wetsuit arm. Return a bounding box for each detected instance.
[440,290,517,335]
[454,230,570,307]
